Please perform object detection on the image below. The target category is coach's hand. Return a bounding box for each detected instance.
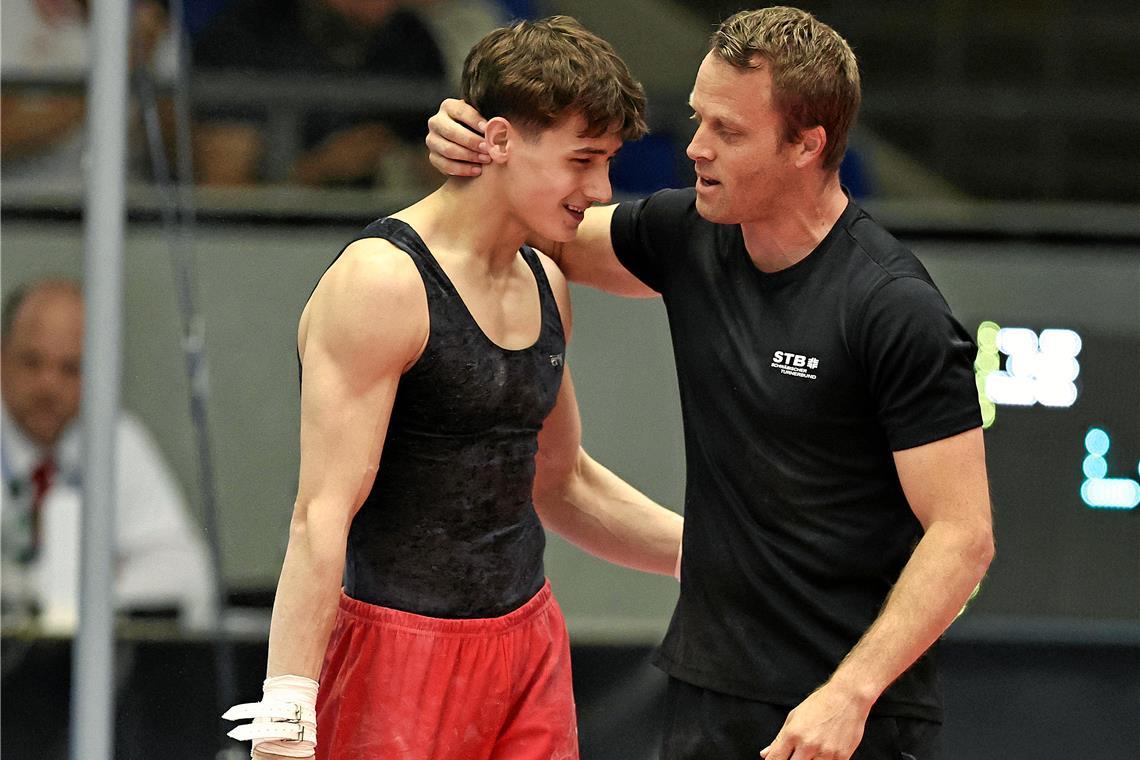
[759,682,871,760]
[425,99,491,177]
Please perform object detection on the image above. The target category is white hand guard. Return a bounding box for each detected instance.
[223,674,319,758]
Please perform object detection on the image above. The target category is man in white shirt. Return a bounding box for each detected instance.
[1,278,214,631]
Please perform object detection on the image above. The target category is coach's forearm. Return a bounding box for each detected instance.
[823,519,994,705]
[535,450,682,576]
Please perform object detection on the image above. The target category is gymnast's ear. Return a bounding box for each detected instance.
[483,117,512,164]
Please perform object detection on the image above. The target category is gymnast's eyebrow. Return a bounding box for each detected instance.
[570,146,622,156]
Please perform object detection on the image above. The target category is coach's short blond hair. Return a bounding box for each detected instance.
[462,15,648,141]
[712,7,860,170]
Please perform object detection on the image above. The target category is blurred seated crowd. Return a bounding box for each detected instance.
[1,0,538,192]
[1,0,872,196]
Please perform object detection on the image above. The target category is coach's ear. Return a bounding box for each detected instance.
[793,124,827,169]
[483,116,512,164]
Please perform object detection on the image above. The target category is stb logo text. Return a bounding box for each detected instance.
[771,351,819,380]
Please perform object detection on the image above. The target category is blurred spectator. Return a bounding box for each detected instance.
[0,0,177,183]
[416,0,508,87]
[0,279,215,632]
[193,0,448,187]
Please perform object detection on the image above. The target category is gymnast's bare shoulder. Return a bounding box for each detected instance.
[298,238,429,376]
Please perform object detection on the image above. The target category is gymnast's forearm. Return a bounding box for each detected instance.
[265,503,350,680]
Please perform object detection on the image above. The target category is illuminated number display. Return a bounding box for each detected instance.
[975,323,1137,512]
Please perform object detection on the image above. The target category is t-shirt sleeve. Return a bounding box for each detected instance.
[858,276,982,451]
[610,188,695,294]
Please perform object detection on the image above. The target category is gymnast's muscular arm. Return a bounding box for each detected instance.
[263,240,427,685]
[426,99,656,298]
[530,254,682,576]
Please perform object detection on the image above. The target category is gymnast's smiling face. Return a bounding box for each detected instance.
[482,113,622,244]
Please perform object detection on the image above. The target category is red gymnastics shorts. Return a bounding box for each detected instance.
[315,579,578,760]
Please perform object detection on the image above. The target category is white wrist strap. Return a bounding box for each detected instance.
[223,674,319,758]
[673,541,683,581]
[223,701,317,725]
[227,721,317,743]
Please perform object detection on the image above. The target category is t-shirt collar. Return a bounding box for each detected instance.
[745,190,860,288]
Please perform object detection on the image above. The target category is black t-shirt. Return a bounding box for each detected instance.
[611,188,981,720]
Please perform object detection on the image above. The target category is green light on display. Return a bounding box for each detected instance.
[976,320,1000,352]
[973,321,1000,429]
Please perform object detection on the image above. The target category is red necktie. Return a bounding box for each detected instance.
[29,455,57,556]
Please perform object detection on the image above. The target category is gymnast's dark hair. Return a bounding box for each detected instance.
[461,15,648,141]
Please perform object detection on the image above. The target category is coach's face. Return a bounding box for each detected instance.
[686,52,798,226]
[1,288,84,447]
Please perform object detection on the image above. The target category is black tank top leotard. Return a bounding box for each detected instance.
[308,217,566,618]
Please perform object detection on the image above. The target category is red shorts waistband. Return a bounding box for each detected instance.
[336,579,554,637]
